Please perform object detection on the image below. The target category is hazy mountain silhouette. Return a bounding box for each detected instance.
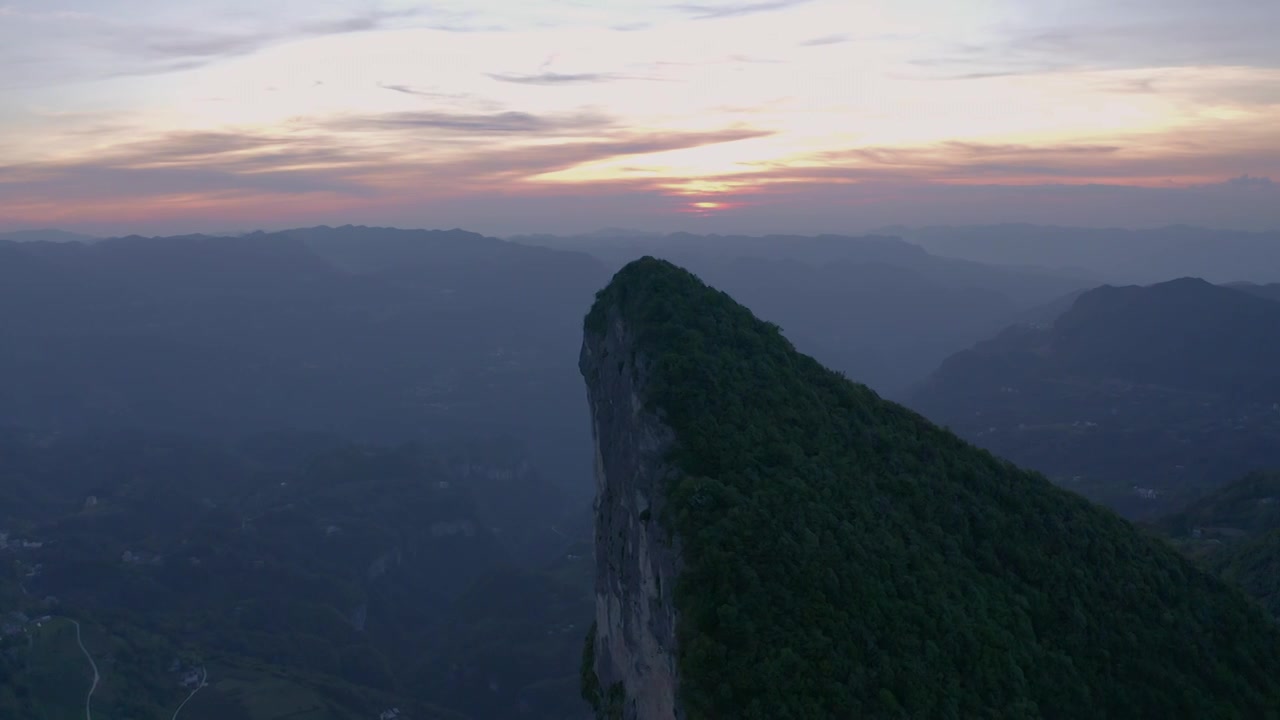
[886,224,1280,285]
[912,278,1280,517]
[516,230,1090,394]
[0,226,1094,469]
[1228,281,1280,303]
[0,229,610,505]
[0,228,100,243]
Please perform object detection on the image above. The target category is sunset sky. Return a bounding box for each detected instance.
[1,0,1278,236]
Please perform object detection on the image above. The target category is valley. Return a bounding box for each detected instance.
[3,225,1280,718]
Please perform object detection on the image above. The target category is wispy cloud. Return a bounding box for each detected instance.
[909,4,1280,80]
[299,9,424,36]
[670,0,815,20]
[324,109,616,135]
[138,33,277,61]
[727,54,785,64]
[0,6,95,21]
[0,117,774,217]
[136,9,411,59]
[687,130,1280,189]
[1082,66,1280,107]
[486,72,636,85]
[905,48,1069,81]
[374,82,495,106]
[799,33,850,47]
[7,5,475,82]
[1199,174,1275,190]
[427,127,776,183]
[124,7,423,64]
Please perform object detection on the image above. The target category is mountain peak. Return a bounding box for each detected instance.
[1150,275,1215,290]
[580,259,1280,719]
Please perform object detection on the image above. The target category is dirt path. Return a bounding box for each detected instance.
[68,619,99,720]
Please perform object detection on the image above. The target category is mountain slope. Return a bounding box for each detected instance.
[1051,278,1280,397]
[1212,531,1280,620]
[911,278,1280,517]
[580,258,1280,720]
[1159,471,1280,538]
[1155,471,1280,618]
[1229,282,1280,304]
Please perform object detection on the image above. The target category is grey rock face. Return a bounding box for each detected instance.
[580,309,685,720]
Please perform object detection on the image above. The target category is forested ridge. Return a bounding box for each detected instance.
[1156,471,1280,620]
[584,257,1280,720]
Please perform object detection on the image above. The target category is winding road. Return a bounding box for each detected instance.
[68,619,99,720]
[171,667,208,720]
[55,616,206,720]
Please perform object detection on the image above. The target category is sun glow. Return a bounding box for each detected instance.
[659,178,763,195]
[0,0,1276,233]
[680,198,745,214]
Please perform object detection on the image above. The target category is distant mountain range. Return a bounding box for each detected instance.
[882,224,1280,285]
[0,228,100,243]
[8,224,1277,518]
[1230,281,1280,303]
[0,225,1093,463]
[515,229,1091,395]
[15,222,1280,288]
[0,226,609,504]
[911,277,1280,517]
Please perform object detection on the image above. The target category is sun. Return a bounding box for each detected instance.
[680,198,747,214]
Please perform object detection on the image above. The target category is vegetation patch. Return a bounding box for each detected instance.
[584,257,1280,720]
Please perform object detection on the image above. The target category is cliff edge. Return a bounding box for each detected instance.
[578,257,1280,720]
[579,281,684,720]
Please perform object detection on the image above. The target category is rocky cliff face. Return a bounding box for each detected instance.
[580,307,685,720]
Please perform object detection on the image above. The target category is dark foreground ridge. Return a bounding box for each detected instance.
[579,257,1280,720]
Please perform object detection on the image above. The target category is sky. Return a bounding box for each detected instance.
[1,0,1278,236]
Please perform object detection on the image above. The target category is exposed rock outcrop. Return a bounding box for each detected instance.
[579,305,684,720]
